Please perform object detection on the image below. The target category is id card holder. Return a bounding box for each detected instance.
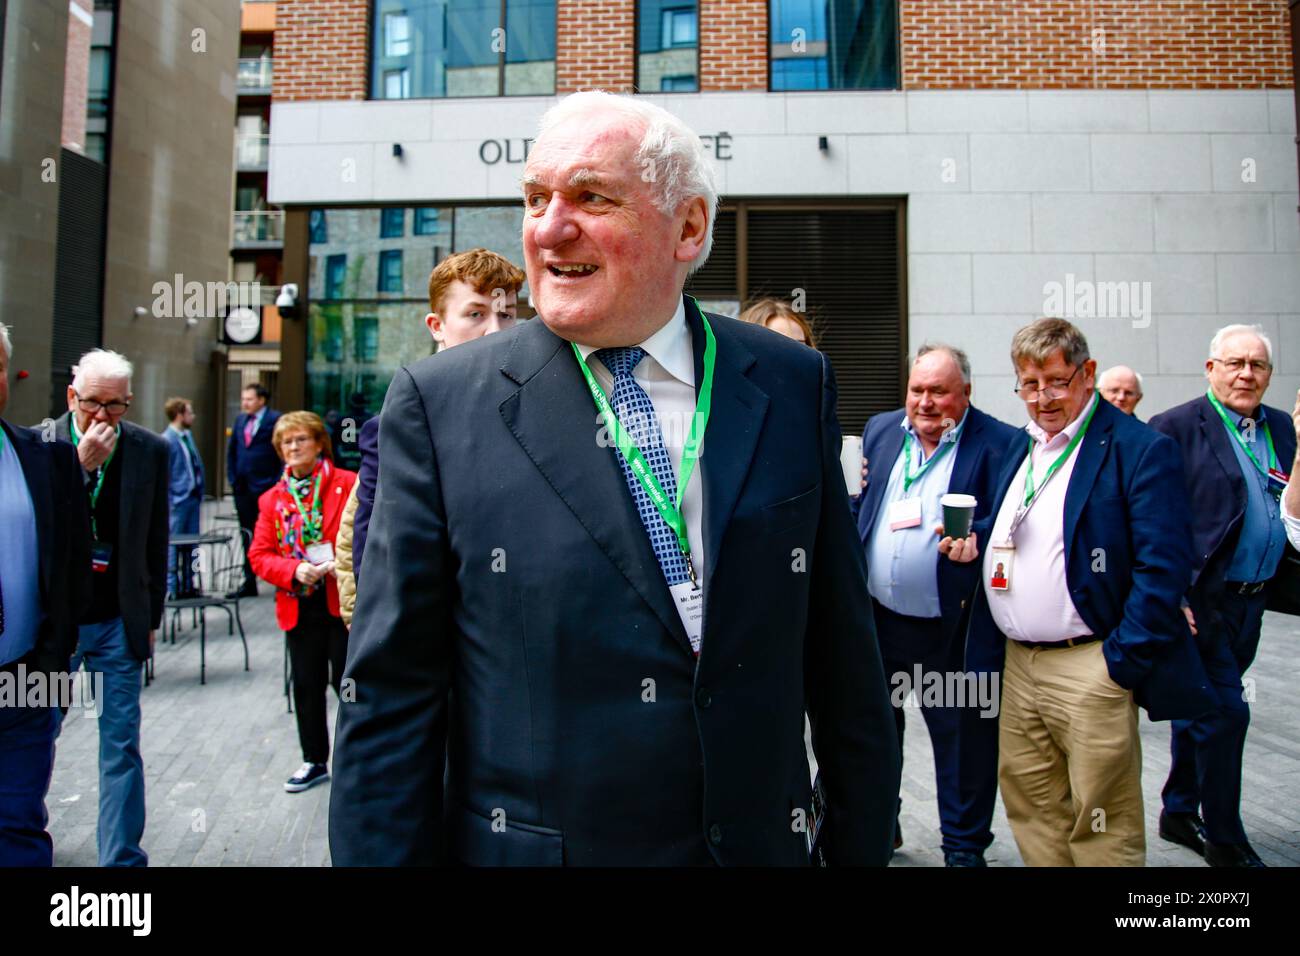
[1267,468,1289,503]
[305,541,335,565]
[668,580,704,654]
[887,496,923,531]
[90,540,114,574]
[989,543,1014,592]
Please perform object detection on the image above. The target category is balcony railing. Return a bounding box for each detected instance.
[237,57,273,93]
[235,132,269,170]
[232,209,284,248]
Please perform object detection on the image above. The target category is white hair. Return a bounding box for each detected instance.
[1098,365,1144,393]
[0,322,10,359]
[1209,323,1273,365]
[72,348,134,391]
[531,91,719,275]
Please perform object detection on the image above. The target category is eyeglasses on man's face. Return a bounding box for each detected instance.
[1014,364,1082,403]
[75,393,130,415]
[1211,357,1271,375]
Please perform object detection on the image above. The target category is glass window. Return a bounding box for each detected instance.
[637,1,697,93]
[309,210,329,244]
[371,0,556,99]
[769,0,898,91]
[414,207,442,236]
[378,249,404,293]
[354,316,380,363]
[325,254,348,299]
[380,207,406,238]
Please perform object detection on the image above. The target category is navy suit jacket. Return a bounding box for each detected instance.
[330,298,901,866]
[164,427,205,506]
[1148,395,1297,613]
[2,420,92,674]
[350,415,380,581]
[226,408,281,496]
[855,405,1021,650]
[965,397,1214,722]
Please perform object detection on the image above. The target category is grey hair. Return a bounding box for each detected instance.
[72,348,134,391]
[914,343,971,383]
[0,322,10,359]
[1011,317,1091,370]
[531,91,719,275]
[1098,365,1144,394]
[1209,323,1273,366]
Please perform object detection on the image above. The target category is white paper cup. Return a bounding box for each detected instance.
[940,493,977,539]
[840,436,863,495]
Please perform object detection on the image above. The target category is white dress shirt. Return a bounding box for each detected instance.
[1284,496,1300,552]
[983,394,1097,643]
[576,298,707,598]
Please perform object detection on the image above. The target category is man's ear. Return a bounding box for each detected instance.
[674,196,708,265]
[426,312,444,343]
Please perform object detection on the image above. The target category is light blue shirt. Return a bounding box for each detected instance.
[1223,408,1286,583]
[867,410,967,619]
[0,426,42,665]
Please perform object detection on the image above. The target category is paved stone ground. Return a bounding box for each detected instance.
[47,579,1300,867]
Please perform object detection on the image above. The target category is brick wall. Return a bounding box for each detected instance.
[699,0,767,91]
[275,0,369,101]
[902,0,1294,89]
[556,0,634,92]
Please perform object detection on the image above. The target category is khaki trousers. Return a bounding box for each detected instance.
[999,638,1145,866]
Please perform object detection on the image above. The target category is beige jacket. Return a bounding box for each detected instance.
[335,481,360,627]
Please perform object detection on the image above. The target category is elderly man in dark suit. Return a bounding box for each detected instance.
[330,91,901,866]
[55,348,169,867]
[945,318,1211,866]
[0,323,92,866]
[226,383,280,597]
[854,343,1020,866]
[1150,324,1296,868]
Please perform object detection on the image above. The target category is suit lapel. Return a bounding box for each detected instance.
[6,422,55,598]
[1063,398,1114,553]
[118,421,143,540]
[948,408,982,495]
[1198,395,1245,498]
[861,413,906,541]
[499,317,693,655]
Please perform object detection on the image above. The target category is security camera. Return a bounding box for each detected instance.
[276,283,299,318]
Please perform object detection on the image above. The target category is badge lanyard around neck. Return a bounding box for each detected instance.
[901,418,964,494]
[1007,391,1100,540]
[1205,388,1279,477]
[70,417,120,539]
[285,462,325,543]
[571,297,716,587]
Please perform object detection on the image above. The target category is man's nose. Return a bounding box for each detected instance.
[530,196,580,248]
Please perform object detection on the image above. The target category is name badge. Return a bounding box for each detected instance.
[1268,468,1289,501]
[887,497,923,531]
[668,580,704,654]
[989,544,1014,592]
[90,540,113,574]
[305,541,335,565]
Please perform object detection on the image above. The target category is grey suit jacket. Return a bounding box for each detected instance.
[56,413,170,661]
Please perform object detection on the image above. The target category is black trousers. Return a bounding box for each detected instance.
[234,492,261,593]
[285,589,348,765]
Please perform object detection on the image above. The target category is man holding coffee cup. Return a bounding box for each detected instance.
[854,344,1020,866]
[944,318,1212,866]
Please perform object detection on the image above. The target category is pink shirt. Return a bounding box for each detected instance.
[983,394,1099,643]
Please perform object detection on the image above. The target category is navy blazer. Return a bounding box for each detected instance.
[330,298,901,866]
[1148,395,1297,609]
[855,405,1021,647]
[164,427,205,506]
[964,397,1214,722]
[2,420,92,674]
[350,415,380,580]
[226,408,281,496]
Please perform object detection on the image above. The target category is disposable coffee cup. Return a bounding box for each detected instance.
[940,493,977,539]
[840,436,863,496]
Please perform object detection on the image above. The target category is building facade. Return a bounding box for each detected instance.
[267,0,1299,432]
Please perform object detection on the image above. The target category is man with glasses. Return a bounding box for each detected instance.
[943,318,1210,866]
[55,349,169,866]
[1147,324,1295,868]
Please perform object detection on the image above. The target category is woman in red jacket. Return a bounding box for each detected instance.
[248,410,357,793]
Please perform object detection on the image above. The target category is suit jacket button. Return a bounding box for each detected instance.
[696,688,712,709]
[709,824,723,845]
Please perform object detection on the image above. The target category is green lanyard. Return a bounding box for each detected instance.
[901,418,964,493]
[70,418,120,537]
[1205,388,1279,477]
[285,465,324,542]
[0,425,6,454]
[1022,392,1100,508]
[571,300,716,582]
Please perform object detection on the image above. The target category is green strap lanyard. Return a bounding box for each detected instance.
[1205,388,1279,477]
[70,418,120,538]
[285,465,324,542]
[571,301,717,583]
[901,419,964,493]
[1022,392,1100,508]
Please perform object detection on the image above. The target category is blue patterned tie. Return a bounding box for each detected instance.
[594,347,691,590]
